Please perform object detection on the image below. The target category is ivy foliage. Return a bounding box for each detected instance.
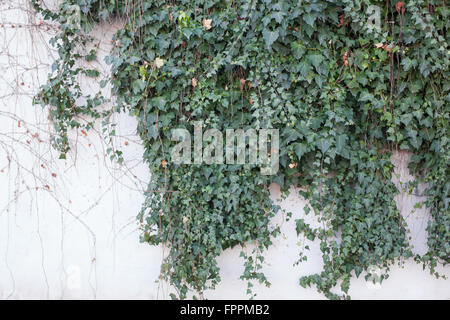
[32,0,448,299]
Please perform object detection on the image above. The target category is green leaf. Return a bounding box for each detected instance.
[262,29,279,50]
[132,79,146,94]
[85,69,99,77]
[294,143,308,160]
[359,91,374,102]
[336,134,348,154]
[298,61,312,77]
[317,138,332,154]
[308,54,324,72]
[150,96,167,110]
[271,11,285,24]
[401,57,417,71]
[303,13,317,27]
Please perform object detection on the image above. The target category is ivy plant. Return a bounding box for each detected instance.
[32,0,449,299]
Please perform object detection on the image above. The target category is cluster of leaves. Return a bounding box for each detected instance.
[31,0,105,156]
[33,0,448,299]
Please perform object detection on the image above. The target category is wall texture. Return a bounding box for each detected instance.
[0,0,448,300]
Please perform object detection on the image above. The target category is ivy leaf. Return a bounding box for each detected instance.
[294,143,308,161]
[85,69,99,77]
[128,56,141,65]
[401,57,417,71]
[146,113,159,140]
[85,50,97,62]
[262,29,279,50]
[298,61,312,77]
[271,11,285,24]
[308,54,324,72]
[303,13,317,27]
[291,42,306,59]
[132,79,146,94]
[317,138,332,154]
[336,134,348,154]
[284,128,302,144]
[359,91,374,102]
[150,96,167,110]
[419,60,430,77]
[296,219,306,234]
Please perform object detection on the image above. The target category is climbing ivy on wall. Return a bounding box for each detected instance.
[32,0,448,299]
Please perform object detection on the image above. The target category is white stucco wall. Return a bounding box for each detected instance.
[0,0,448,300]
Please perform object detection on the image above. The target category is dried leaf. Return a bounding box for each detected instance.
[395,1,405,14]
[203,19,212,30]
[240,78,246,91]
[337,14,347,27]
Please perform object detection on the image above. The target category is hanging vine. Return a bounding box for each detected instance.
[31,0,448,299]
